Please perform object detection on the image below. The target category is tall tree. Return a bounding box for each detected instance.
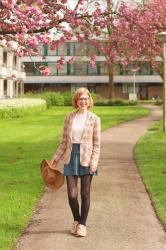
[0,0,117,80]
[0,0,109,54]
[69,0,120,98]
[80,0,166,97]
[115,0,166,77]
[1,0,165,97]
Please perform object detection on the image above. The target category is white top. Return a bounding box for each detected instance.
[72,112,88,143]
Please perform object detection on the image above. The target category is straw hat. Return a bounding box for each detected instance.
[40,159,65,190]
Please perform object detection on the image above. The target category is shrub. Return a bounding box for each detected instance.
[126,100,138,106]
[63,92,73,106]
[21,92,64,107]
[22,91,138,107]
[111,98,124,106]
[95,98,137,106]
[138,99,163,106]
[42,92,64,106]
[155,99,163,105]
[91,93,98,103]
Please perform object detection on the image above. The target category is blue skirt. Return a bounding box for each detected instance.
[64,144,98,176]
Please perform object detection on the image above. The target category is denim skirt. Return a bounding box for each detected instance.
[64,144,98,177]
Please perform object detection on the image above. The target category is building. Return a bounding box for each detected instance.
[0,45,26,99]
[22,42,163,100]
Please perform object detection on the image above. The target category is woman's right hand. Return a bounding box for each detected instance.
[50,159,57,169]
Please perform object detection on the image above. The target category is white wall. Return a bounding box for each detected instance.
[8,80,13,98]
[23,75,163,84]
[0,79,3,98]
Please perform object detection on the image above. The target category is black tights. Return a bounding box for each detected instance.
[66,175,92,226]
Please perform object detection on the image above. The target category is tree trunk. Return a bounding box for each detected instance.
[108,64,115,99]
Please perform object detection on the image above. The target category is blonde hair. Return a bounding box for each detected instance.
[72,87,94,109]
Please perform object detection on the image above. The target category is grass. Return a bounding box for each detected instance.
[134,120,166,230]
[0,105,149,250]
[94,106,149,130]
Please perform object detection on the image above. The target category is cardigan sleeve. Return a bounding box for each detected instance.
[90,116,101,167]
[52,115,68,163]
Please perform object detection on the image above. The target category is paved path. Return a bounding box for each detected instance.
[15,105,166,250]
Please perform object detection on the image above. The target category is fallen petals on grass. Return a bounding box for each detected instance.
[0,98,46,108]
[0,98,47,118]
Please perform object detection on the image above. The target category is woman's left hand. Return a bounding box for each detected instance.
[90,165,97,174]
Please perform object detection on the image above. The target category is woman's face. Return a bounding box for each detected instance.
[77,93,90,111]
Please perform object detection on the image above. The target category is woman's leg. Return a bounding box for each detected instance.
[66,175,80,222]
[80,175,93,225]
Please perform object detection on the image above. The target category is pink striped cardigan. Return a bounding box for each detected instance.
[53,111,101,167]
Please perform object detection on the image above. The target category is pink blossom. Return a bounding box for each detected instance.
[79,0,85,5]
[92,8,102,17]
[37,34,50,45]
[68,57,75,64]
[39,66,51,76]
[61,0,68,3]
[11,74,16,79]
[1,0,16,9]
[56,63,63,70]
[89,55,96,69]
[0,0,164,79]
[27,37,39,47]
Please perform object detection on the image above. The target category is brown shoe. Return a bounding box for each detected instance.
[70,221,79,235]
[76,224,87,237]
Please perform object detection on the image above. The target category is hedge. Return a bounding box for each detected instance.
[22,92,138,107]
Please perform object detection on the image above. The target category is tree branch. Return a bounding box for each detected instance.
[0,11,116,35]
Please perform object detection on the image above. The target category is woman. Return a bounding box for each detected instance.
[51,87,101,237]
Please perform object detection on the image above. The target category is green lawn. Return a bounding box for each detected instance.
[0,106,149,250]
[134,121,166,229]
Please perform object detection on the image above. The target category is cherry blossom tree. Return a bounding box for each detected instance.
[0,0,117,78]
[0,0,80,52]
[115,0,166,78]
[68,0,120,98]
[0,0,165,98]
[79,0,166,98]
[0,0,120,97]
[0,1,113,54]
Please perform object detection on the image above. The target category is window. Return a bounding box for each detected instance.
[70,62,87,75]
[122,84,128,94]
[57,64,67,75]
[0,47,3,65]
[140,62,150,75]
[3,51,7,65]
[128,86,139,93]
[99,62,108,75]
[87,63,98,75]
[68,42,75,56]
[4,79,7,95]
[87,44,98,56]
[24,62,35,76]
[47,63,58,75]
[122,83,139,94]
[13,55,17,68]
[74,43,87,56]
[38,45,48,56]
[57,43,67,55]
[65,42,99,56]
[48,47,57,56]
[114,64,120,75]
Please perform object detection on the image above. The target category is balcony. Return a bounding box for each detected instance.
[0,67,7,78]
[0,67,26,81]
[17,71,26,80]
[23,74,163,84]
